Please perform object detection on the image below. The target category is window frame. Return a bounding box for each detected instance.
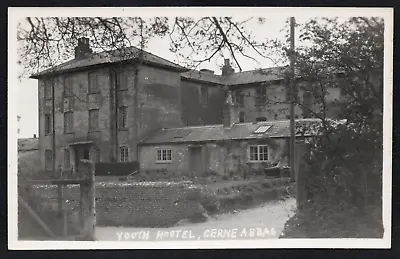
[91,146,101,163]
[119,146,129,162]
[44,80,52,100]
[116,71,128,91]
[44,114,52,135]
[64,148,70,169]
[235,89,245,107]
[156,148,172,163]
[88,109,99,132]
[118,106,128,129]
[255,87,267,106]
[63,75,74,97]
[45,149,53,171]
[88,72,100,94]
[248,144,270,163]
[64,111,74,134]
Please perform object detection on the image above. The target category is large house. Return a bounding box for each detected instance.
[27,37,343,176]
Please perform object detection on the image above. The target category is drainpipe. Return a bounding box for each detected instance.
[51,77,56,177]
[51,77,62,215]
[133,64,140,163]
[134,18,144,163]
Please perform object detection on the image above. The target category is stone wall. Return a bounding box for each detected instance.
[25,181,203,229]
[18,149,41,179]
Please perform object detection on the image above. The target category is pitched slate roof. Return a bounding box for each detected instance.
[181,66,289,86]
[30,46,188,78]
[18,138,39,151]
[181,70,223,85]
[139,119,330,145]
[224,66,289,86]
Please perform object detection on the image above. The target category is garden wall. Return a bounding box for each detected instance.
[24,181,204,230]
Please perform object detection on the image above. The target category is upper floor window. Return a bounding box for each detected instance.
[255,87,267,106]
[44,114,52,135]
[249,145,269,162]
[91,146,101,162]
[64,75,73,96]
[116,72,128,91]
[200,86,208,105]
[118,106,127,129]
[239,111,245,123]
[235,89,244,107]
[45,149,53,171]
[157,148,172,163]
[44,81,52,99]
[64,148,70,169]
[88,109,99,132]
[64,112,74,133]
[88,72,99,93]
[119,146,129,162]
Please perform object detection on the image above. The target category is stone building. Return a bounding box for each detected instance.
[30,38,343,175]
[138,92,325,177]
[30,38,224,175]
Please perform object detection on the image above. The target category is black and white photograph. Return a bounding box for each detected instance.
[8,7,393,249]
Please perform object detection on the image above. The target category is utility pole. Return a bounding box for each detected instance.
[289,17,296,182]
[51,78,56,177]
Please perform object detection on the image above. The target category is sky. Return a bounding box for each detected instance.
[17,16,294,138]
[13,9,370,139]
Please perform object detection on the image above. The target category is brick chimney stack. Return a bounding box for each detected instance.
[222,58,235,76]
[223,90,238,128]
[75,37,93,59]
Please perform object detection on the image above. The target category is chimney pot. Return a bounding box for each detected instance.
[222,58,235,76]
[223,91,238,128]
[75,37,92,59]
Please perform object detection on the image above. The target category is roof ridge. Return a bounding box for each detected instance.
[230,65,288,75]
[161,124,223,130]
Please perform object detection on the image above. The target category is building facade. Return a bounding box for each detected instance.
[31,38,225,175]
[30,38,344,175]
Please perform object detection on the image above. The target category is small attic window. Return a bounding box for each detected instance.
[254,125,272,134]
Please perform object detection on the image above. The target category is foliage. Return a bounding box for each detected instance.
[278,17,384,237]
[17,16,271,77]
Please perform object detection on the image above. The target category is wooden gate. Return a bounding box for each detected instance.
[18,159,96,240]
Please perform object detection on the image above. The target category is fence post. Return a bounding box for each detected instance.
[80,159,96,241]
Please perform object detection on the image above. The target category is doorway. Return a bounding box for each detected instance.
[74,145,90,170]
[189,146,204,176]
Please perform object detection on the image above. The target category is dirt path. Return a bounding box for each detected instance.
[95,198,296,241]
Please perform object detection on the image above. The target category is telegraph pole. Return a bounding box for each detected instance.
[52,78,56,177]
[289,17,296,182]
